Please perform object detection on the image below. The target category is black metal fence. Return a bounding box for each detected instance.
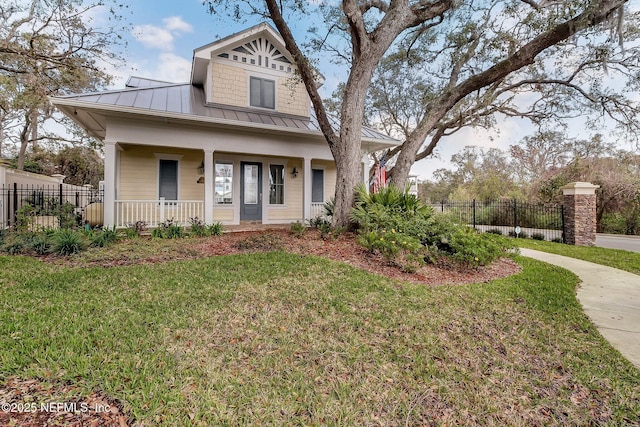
[432,199,565,242]
[1,183,103,231]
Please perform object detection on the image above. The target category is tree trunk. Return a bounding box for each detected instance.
[16,113,31,170]
[331,57,378,227]
[332,144,362,227]
[31,111,38,151]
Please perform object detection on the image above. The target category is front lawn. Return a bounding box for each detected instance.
[1,251,639,425]
[517,239,640,275]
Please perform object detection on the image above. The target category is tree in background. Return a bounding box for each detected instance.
[20,146,104,188]
[421,132,640,234]
[357,3,640,184]
[205,0,636,227]
[0,0,128,169]
[425,146,519,202]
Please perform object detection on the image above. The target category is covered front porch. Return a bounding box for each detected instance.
[104,144,366,228]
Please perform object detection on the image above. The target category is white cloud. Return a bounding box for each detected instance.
[163,16,193,33]
[133,24,175,51]
[132,16,194,51]
[155,53,192,82]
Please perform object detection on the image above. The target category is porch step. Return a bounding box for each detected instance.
[225,223,289,233]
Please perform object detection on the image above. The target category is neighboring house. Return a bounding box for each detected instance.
[51,23,397,227]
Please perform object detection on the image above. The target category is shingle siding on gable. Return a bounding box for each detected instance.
[276,76,308,117]
[209,60,309,117]
[210,62,248,108]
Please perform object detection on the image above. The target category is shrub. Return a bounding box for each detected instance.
[56,202,79,229]
[351,184,433,234]
[207,222,224,236]
[351,185,514,270]
[188,218,223,237]
[531,232,546,241]
[290,221,306,238]
[152,219,184,239]
[551,237,564,243]
[423,216,513,267]
[189,217,208,237]
[30,234,51,255]
[166,224,184,239]
[90,226,119,247]
[2,235,28,255]
[486,228,503,235]
[120,227,139,239]
[124,221,147,238]
[52,229,86,256]
[508,230,529,239]
[323,197,335,219]
[358,230,424,272]
[16,204,37,232]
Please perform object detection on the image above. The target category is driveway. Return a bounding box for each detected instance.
[596,234,640,252]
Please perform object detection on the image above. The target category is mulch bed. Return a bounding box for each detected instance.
[3,228,521,426]
[193,228,522,286]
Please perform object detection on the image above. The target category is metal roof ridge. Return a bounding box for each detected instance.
[126,76,176,86]
[56,82,191,99]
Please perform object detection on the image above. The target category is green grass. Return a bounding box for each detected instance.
[1,252,639,425]
[517,239,640,275]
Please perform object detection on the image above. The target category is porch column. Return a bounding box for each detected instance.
[361,152,371,194]
[103,140,117,227]
[303,157,312,221]
[203,148,214,224]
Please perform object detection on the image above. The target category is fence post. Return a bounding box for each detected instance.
[12,182,18,231]
[58,184,64,228]
[441,200,445,213]
[561,205,566,244]
[513,199,517,234]
[472,199,476,229]
[160,197,165,224]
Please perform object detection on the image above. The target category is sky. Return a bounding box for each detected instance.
[95,0,638,181]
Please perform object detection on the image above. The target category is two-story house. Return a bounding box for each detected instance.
[51,23,398,227]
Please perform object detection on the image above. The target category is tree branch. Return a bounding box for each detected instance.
[264,0,338,147]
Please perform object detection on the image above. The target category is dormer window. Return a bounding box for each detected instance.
[250,76,275,109]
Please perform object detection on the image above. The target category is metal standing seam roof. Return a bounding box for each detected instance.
[56,82,398,143]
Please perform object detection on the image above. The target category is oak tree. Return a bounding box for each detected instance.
[206,0,633,227]
[0,0,127,169]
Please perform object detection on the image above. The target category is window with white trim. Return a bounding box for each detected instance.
[312,169,324,203]
[269,164,285,205]
[215,162,233,204]
[159,159,178,200]
[250,76,275,109]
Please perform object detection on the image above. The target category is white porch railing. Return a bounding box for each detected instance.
[115,199,204,228]
[310,202,326,220]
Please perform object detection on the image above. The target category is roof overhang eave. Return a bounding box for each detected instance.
[50,97,401,149]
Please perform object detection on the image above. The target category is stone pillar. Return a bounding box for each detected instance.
[561,182,599,246]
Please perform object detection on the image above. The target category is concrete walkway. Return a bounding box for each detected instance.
[520,248,640,368]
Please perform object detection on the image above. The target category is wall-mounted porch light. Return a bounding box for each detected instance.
[291,166,298,178]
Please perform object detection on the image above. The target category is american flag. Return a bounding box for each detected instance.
[370,154,387,193]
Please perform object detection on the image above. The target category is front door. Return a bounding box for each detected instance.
[240,162,262,221]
